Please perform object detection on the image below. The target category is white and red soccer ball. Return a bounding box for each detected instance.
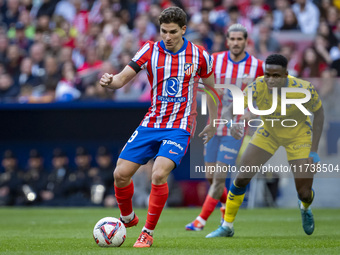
[93,217,126,247]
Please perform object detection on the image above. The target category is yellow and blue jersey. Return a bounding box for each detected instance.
[243,75,322,160]
[243,75,322,139]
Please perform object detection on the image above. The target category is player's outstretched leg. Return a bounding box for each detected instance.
[298,189,315,235]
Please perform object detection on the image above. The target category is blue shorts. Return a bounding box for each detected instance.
[119,126,190,167]
[204,135,242,166]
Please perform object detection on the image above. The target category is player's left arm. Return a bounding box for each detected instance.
[306,82,324,163]
[199,73,218,144]
[310,105,324,163]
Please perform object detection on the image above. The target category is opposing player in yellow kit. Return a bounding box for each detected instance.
[206,54,324,238]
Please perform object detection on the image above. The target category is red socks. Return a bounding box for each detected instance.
[114,180,134,216]
[199,195,219,220]
[145,183,169,230]
[220,187,228,204]
[199,187,228,221]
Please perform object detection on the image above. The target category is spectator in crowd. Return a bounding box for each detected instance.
[72,0,89,35]
[6,44,22,79]
[317,20,339,49]
[2,0,20,28]
[54,0,76,24]
[279,43,299,76]
[298,47,327,78]
[17,57,42,88]
[226,5,253,34]
[16,149,47,205]
[35,0,58,19]
[319,0,333,20]
[326,6,338,29]
[292,0,320,34]
[272,0,290,31]
[280,8,300,31]
[40,148,70,206]
[94,146,116,207]
[58,46,73,65]
[72,34,87,69]
[254,23,281,59]
[55,61,81,102]
[54,16,77,48]
[313,34,333,65]
[47,32,63,57]
[0,72,19,102]
[9,22,34,55]
[0,33,8,63]
[96,35,112,61]
[245,0,270,25]
[30,42,46,78]
[0,150,21,206]
[63,147,94,206]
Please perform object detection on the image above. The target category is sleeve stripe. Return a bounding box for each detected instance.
[132,43,150,62]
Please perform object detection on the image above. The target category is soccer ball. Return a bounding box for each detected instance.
[93,217,126,247]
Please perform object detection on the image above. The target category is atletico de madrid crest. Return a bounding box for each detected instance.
[184,63,194,76]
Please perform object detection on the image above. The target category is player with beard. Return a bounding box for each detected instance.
[186,24,264,231]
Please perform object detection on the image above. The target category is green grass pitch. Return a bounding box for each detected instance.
[0,207,339,254]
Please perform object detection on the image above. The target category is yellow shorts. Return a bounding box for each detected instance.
[250,127,311,161]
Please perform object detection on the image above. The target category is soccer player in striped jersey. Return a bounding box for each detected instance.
[99,7,218,248]
[186,24,264,231]
[206,54,324,238]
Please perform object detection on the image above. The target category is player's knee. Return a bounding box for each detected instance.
[151,171,167,185]
[113,168,130,185]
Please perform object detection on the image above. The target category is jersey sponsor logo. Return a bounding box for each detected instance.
[219,144,238,154]
[169,150,179,155]
[184,63,194,76]
[165,77,179,96]
[163,140,184,151]
[157,96,186,103]
[293,143,311,150]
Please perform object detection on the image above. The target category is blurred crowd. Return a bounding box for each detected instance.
[0,146,117,206]
[0,146,183,207]
[0,0,339,103]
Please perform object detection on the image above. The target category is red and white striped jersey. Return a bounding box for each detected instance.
[129,38,213,134]
[212,51,264,136]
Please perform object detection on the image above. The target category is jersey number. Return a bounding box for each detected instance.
[257,127,270,137]
[128,131,138,143]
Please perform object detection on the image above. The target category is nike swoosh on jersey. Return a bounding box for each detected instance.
[156,66,165,69]
[169,150,179,155]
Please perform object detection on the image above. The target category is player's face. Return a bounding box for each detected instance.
[160,23,186,53]
[227,31,247,57]
[264,64,288,90]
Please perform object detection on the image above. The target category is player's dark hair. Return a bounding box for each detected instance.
[265,54,288,68]
[159,7,187,28]
[227,23,248,39]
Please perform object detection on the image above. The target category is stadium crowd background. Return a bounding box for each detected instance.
[0,0,340,207]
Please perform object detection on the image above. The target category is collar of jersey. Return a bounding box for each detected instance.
[227,51,249,64]
[160,37,188,55]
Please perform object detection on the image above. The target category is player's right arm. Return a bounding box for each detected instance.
[99,65,137,89]
[100,41,152,89]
